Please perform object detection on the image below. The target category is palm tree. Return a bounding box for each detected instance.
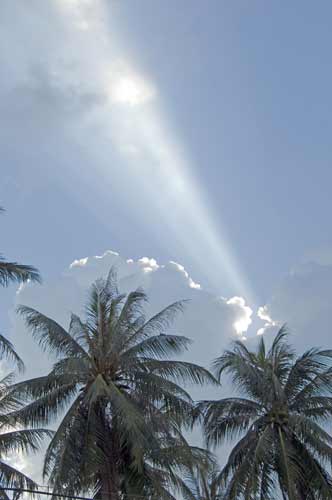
[0,373,51,499]
[184,461,225,500]
[13,269,216,500]
[199,327,332,499]
[0,207,47,498]
[0,208,40,287]
[122,435,214,500]
[0,207,40,370]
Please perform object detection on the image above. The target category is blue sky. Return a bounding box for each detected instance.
[1,0,332,336]
[2,0,332,483]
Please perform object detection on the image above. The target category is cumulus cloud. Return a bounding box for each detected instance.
[256,251,332,350]
[10,249,255,479]
[256,305,278,336]
[14,250,252,373]
[226,296,253,337]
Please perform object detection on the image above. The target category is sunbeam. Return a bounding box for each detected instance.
[55,0,256,306]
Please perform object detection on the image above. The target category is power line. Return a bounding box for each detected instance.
[0,487,160,500]
[0,488,90,500]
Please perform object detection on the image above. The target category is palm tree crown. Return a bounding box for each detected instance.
[14,269,216,499]
[0,375,51,499]
[0,207,48,498]
[122,432,214,500]
[184,461,225,500]
[199,327,332,499]
[0,207,40,371]
[0,207,40,287]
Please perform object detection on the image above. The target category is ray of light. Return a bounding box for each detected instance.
[55,0,257,305]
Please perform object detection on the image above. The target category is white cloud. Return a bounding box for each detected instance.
[255,305,278,336]
[168,261,201,289]
[10,249,256,479]
[226,296,253,337]
[13,250,254,378]
[69,257,88,268]
[138,257,160,272]
[257,305,274,324]
[256,252,332,350]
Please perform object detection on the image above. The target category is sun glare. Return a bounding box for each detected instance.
[56,0,256,323]
[113,78,142,105]
[109,75,155,106]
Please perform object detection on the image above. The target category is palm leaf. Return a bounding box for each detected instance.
[0,259,41,287]
[0,460,38,492]
[0,335,24,373]
[17,306,88,358]
[142,359,218,386]
[0,429,53,455]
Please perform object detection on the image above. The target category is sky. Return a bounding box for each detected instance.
[1,0,332,484]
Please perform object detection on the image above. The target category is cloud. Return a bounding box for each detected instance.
[14,250,252,370]
[226,296,253,337]
[10,249,254,479]
[0,0,254,301]
[256,251,332,350]
[256,304,278,336]
[15,247,332,490]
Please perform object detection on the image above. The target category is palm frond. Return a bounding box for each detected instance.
[0,259,41,287]
[68,314,92,353]
[10,377,77,427]
[0,429,53,455]
[84,375,150,455]
[0,335,24,373]
[17,306,88,358]
[0,460,39,493]
[124,334,192,359]
[43,396,84,478]
[212,345,265,401]
[204,329,332,499]
[142,359,218,386]
[123,301,186,350]
[16,269,222,498]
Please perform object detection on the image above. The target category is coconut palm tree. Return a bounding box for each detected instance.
[0,208,40,288]
[13,269,216,500]
[122,434,214,500]
[199,327,332,499]
[0,207,40,370]
[0,207,46,498]
[183,461,225,500]
[0,374,51,499]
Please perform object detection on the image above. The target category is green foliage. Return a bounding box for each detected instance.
[183,460,225,500]
[6,250,332,499]
[0,259,40,288]
[16,268,217,499]
[0,207,40,287]
[0,373,52,498]
[199,327,332,499]
[0,206,46,497]
[0,207,41,376]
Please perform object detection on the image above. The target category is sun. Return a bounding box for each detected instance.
[113,78,142,105]
[109,74,155,106]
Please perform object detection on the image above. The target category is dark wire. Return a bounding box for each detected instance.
[0,486,155,499]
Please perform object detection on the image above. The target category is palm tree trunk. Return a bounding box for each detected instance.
[101,471,120,500]
[278,427,295,500]
[100,434,121,500]
[98,408,121,500]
